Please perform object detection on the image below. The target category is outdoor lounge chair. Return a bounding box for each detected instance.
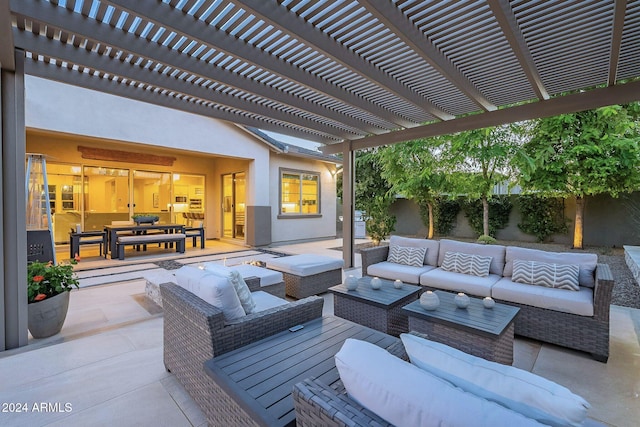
[159,281,324,424]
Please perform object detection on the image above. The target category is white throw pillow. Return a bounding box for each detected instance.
[400,333,590,427]
[173,266,245,322]
[387,245,427,267]
[512,259,580,291]
[440,251,492,277]
[228,269,256,314]
[335,339,543,427]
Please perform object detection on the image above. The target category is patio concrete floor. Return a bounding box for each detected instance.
[1,238,639,426]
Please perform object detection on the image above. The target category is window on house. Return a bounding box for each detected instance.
[280,170,320,215]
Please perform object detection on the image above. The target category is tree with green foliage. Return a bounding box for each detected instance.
[354,149,396,244]
[518,104,640,248]
[378,139,448,238]
[461,195,513,238]
[441,124,523,237]
[517,195,568,242]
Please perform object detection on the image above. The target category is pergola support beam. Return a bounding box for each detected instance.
[1,49,27,351]
[322,80,640,154]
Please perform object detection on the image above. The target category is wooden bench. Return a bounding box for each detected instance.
[116,233,186,260]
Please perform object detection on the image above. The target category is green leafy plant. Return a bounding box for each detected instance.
[433,197,461,236]
[461,196,512,237]
[517,195,568,242]
[27,260,79,304]
[476,235,497,244]
[365,196,397,245]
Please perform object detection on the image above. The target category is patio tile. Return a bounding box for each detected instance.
[160,376,207,427]
[45,382,193,427]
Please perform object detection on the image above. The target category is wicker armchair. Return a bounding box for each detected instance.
[293,336,409,427]
[361,245,615,362]
[159,282,324,422]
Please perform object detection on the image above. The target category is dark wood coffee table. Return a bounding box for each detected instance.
[403,290,520,364]
[329,276,421,336]
[203,316,401,427]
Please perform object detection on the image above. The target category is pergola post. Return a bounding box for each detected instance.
[1,49,27,351]
[341,141,355,268]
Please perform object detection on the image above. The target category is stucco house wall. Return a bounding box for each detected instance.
[269,155,338,244]
[24,76,337,245]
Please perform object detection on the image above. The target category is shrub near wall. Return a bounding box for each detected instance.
[518,195,568,242]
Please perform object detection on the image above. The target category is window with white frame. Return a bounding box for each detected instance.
[280,169,320,215]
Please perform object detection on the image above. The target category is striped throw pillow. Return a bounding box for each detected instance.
[440,251,492,277]
[512,260,580,291]
[387,245,427,267]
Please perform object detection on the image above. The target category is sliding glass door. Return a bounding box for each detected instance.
[222,172,245,239]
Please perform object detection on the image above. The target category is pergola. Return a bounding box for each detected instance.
[1,0,639,351]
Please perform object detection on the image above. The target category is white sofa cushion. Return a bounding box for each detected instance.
[438,239,506,275]
[387,245,427,267]
[200,262,230,277]
[512,260,580,291]
[492,277,594,316]
[389,235,440,266]
[228,269,256,314]
[420,268,500,297]
[251,290,288,312]
[201,262,284,287]
[401,333,590,427]
[441,251,492,277]
[266,254,344,276]
[367,261,435,284]
[173,266,245,322]
[503,246,597,288]
[233,264,283,286]
[335,339,543,427]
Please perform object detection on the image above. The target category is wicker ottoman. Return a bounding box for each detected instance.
[266,254,344,299]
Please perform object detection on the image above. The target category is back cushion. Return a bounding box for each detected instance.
[335,339,542,427]
[512,260,580,291]
[387,245,427,267]
[438,239,506,275]
[389,236,440,266]
[174,266,245,321]
[401,333,590,427]
[503,246,597,288]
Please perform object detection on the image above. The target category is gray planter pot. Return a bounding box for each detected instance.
[28,291,70,339]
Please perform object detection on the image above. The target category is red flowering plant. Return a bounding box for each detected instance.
[27,259,80,303]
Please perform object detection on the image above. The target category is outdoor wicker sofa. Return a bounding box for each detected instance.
[361,237,615,362]
[159,281,324,425]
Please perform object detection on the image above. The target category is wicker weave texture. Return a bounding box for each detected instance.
[409,316,515,365]
[159,283,323,426]
[360,245,389,277]
[283,268,342,299]
[496,263,614,362]
[333,292,417,336]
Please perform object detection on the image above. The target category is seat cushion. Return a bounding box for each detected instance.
[266,254,344,276]
[389,236,440,266]
[367,261,435,284]
[503,246,597,288]
[419,268,501,297]
[251,291,289,312]
[173,266,245,321]
[335,339,542,427]
[401,333,590,427]
[438,239,506,275]
[492,278,594,316]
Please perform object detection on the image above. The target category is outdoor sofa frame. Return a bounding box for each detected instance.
[160,280,324,425]
[361,244,615,362]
